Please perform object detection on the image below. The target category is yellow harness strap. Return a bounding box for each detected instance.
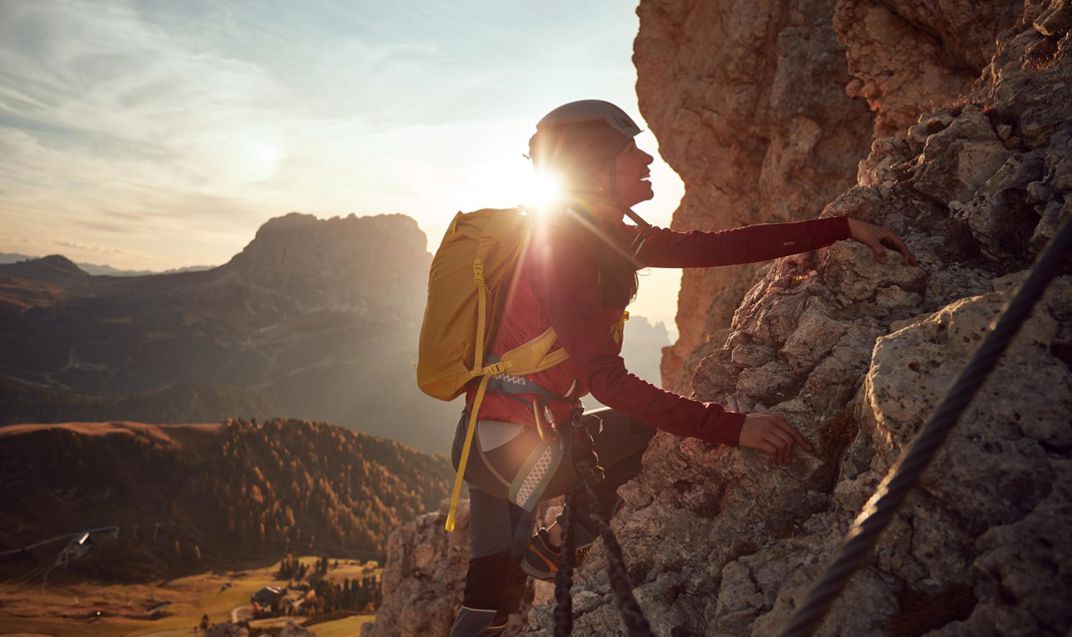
[444,369,495,532]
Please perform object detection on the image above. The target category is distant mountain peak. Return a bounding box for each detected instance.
[0,254,88,283]
[223,213,431,311]
[256,211,320,233]
[36,254,85,273]
[253,211,420,238]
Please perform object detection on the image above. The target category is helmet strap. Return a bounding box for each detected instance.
[619,205,652,232]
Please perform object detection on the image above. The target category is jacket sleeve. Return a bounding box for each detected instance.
[635,216,851,268]
[537,234,745,446]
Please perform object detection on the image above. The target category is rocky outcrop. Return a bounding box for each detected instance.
[518,2,1071,635]
[361,502,471,637]
[362,500,558,636]
[636,0,874,390]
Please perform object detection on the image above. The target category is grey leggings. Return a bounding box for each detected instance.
[449,407,656,623]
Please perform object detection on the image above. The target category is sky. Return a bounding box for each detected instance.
[0,0,684,329]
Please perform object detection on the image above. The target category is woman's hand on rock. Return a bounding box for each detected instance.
[738,413,813,465]
[847,218,918,265]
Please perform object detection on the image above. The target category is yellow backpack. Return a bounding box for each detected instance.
[417,207,570,531]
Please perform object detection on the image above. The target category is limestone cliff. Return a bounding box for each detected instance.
[368,1,1072,635]
[639,0,875,391]
[221,212,429,319]
[644,0,1022,391]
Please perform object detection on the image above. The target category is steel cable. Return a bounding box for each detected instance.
[778,215,1072,637]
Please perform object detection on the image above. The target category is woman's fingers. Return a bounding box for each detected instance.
[881,234,918,265]
[848,217,917,266]
[741,413,816,464]
[867,236,888,263]
[776,418,813,451]
[768,426,795,464]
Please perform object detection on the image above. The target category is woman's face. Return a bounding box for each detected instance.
[610,140,654,207]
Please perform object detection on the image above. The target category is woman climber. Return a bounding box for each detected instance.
[447,99,916,636]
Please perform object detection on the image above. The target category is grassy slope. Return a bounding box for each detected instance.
[0,556,379,637]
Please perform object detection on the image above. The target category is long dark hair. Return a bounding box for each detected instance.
[565,204,640,309]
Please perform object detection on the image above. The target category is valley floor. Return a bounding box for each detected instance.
[0,556,376,637]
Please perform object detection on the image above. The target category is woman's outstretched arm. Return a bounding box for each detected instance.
[634,216,915,268]
[539,230,745,446]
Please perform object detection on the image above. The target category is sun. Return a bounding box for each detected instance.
[232,135,285,183]
[467,158,563,212]
[526,170,563,209]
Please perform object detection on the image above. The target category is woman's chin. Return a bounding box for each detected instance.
[621,187,654,207]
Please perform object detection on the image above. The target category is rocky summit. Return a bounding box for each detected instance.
[221,212,429,316]
[368,2,1072,636]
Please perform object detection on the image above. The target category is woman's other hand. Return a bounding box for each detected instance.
[738,413,813,465]
[847,218,918,265]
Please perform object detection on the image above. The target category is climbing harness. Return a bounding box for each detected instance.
[778,215,1072,637]
[553,409,654,637]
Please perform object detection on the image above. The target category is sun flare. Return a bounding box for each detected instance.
[526,170,563,209]
[469,160,564,212]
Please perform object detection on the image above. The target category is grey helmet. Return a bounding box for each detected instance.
[535,100,643,139]
[529,100,653,234]
[528,100,643,182]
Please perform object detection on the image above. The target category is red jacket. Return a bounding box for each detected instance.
[469,208,850,446]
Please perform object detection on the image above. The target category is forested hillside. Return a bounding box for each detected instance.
[0,418,451,581]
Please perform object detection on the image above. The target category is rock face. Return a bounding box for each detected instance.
[222,212,428,317]
[636,0,874,391]
[517,2,1070,635]
[371,2,1072,635]
[362,500,558,636]
[362,502,471,637]
[834,1,1021,138]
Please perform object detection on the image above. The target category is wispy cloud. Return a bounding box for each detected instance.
[55,240,127,255]
[0,1,292,183]
[0,0,679,305]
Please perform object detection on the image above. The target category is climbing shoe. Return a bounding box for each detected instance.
[521,528,591,581]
